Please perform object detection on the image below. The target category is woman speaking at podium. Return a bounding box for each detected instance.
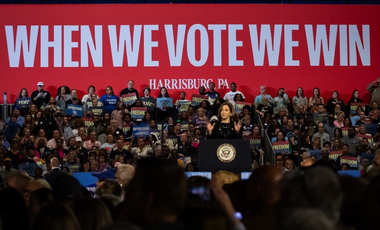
[206,102,242,139]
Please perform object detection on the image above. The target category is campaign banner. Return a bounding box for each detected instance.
[191,94,209,106]
[156,97,173,108]
[39,103,47,111]
[272,141,290,154]
[130,107,147,120]
[329,150,342,161]
[340,156,358,168]
[356,133,373,143]
[167,137,179,146]
[150,129,161,139]
[18,163,38,176]
[83,118,94,128]
[337,170,361,178]
[361,153,375,164]
[0,5,379,105]
[179,101,191,112]
[132,124,151,137]
[121,93,137,106]
[240,172,252,180]
[122,123,131,134]
[91,106,103,116]
[181,122,189,131]
[141,97,155,111]
[66,104,83,117]
[235,101,251,114]
[245,135,262,148]
[350,103,366,114]
[73,172,98,197]
[15,97,31,108]
[342,127,348,137]
[185,171,212,180]
[309,149,322,160]
[313,113,329,124]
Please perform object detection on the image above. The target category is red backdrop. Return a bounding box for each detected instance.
[0,4,379,104]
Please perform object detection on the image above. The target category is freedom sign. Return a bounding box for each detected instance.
[0,4,378,104]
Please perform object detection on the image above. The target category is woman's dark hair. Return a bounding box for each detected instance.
[79,160,90,172]
[88,85,96,93]
[18,88,29,98]
[56,86,71,96]
[70,197,112,230]
[96,179,122,197]
[32,203,81,230]
[276,88,285,96]
[313,87,321,97]
[350,90,359,100]
[143,87,151,94]
[217,102,235,121]
[341,163,351,170]
[332,91,339,98]
[102,112,111,119]
[233,93,244,102]
[334,128,343,138]
[157,87,169,98]
[296,87,305,98]
[106,86,114,96]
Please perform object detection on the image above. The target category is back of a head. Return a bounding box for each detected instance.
[97,179,122,197]
[277,167,342,225]
[121,158,187,225]
[51,157,60,168]
[245,165,282,213]
[178,207,228,230]
[32,203,81,230]
[282,208,335,230]
[116,164,135,188]
[0,187,29,230]
[52,174,83,203]
[5,170,30,193]
[71,197,113,230]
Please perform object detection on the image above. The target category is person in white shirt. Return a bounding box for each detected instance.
[223,82,245,104]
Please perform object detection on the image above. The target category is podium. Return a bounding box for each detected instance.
[198,139,252,173]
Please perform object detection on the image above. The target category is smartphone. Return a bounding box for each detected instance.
[189,186,210,201]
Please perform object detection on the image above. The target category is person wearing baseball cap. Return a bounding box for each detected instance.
[31,82,51,109]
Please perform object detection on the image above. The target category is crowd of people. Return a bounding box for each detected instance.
[0,80,380,229]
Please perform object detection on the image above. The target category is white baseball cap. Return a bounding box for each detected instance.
[37,82,44,86]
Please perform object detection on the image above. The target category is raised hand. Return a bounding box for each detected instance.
[207,122,215,135]
[234,120,242,132]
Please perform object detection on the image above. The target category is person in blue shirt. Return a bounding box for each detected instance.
[100,86,120,115]
[5,109,24,128]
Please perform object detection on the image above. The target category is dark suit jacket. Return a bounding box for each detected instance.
[44,168,66,187]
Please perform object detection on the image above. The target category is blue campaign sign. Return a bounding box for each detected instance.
[15,97,31,108]
[66,104,83,117]
[365,124,378,136]
[156,97,173,108]
[309,149,322,160]
[241,172,252,180]
[18,163,38,176]
[361,153,375,164]
[73,172,98,198]
[338,170,361,178]
[185,172,212,180]
[73,172,99,187]
[132,124,151,138]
